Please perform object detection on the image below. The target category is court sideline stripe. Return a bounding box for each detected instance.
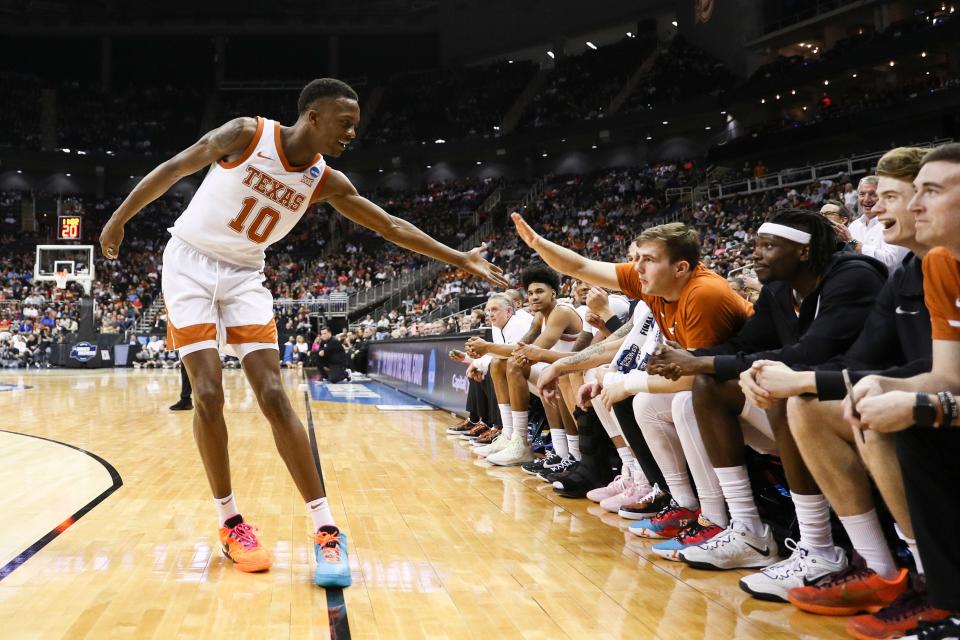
[0,429,123,581]
[301,373,352,640]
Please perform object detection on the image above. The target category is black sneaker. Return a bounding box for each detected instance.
[552,467,603,498]
[170,399,193,411]
[902,616,960,640]
[521,453,560,476]
[617,486,673,520]
[537,457,578,483]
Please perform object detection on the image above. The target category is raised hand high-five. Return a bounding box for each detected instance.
[460,242,508,288]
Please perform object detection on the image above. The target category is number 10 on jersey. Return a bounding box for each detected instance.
[227,196,280,244]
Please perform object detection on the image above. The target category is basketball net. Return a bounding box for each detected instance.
[54,271,69,290]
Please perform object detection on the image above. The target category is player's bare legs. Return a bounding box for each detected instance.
[789,398,873,515]
[182,349,232,498]
[241,349,325,501]
[241,347,349,586]
[182,347,272,573]
[506,356,531,413]
[688,375,840,578]
[790,396,913,580]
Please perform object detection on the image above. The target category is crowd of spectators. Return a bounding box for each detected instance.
[56,81,205,156]
[0,72,43,150]
[749,4,956,86]
[364,60,537,144]
[3,14,950,156]
[745,73,960,141]
[621,35,733,115]
[517,37,655,130]
[0,144,893,368]
[0,174,495,367]
[363,160,868,340]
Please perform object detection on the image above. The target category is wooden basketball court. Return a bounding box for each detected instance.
[0,368,849,639]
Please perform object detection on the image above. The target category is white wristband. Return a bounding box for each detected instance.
[623,372,650,395]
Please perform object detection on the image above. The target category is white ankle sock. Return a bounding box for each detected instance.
[307,497,335,533]
[215,492,240,527]
[567,435,581,460]
[628,461,647,485]
[617,446,637,468]
[791,493,835,556]
[512,411,529,443]
[616,447,648,486]
[896,523,924,575]
[715,465,763,535]
[551,429,569,458]
[662,471,699,511]
[699,494,730,528]
[498,404,513,438]
[839,510,898,578]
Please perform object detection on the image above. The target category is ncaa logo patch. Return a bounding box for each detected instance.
[309,166,321,178]
[70,341,98,362]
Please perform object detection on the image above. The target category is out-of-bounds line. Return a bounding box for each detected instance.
[300,370,351,640]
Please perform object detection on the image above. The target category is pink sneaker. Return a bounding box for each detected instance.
[599,480,656,514]
[587,474,630,503]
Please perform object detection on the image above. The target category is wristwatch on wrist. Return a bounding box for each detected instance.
[913,392,937,428]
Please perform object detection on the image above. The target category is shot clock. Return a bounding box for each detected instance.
[58,215,82,240]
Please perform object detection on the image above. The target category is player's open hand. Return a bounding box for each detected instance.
[461,243,508,288]
[511,212,542,250]
[100,218,125,259]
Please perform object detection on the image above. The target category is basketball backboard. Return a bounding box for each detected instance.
[34,245,95,294]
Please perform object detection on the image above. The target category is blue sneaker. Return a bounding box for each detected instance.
[627,502,698,539]
[314,525,352,587]
[651,515,724,561]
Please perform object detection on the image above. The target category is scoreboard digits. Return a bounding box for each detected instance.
[58,215,82,240]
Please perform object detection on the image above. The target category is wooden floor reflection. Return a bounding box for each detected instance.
[0,369,849,639]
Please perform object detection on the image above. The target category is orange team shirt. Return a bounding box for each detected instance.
[922,247,960,341]
[615,262,754,349]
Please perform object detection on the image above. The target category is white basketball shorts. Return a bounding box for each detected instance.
[162,236,278,360]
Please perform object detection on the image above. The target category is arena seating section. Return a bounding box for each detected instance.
[2,6,956,366]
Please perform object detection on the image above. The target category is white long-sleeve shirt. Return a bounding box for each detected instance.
[848,215,909,272]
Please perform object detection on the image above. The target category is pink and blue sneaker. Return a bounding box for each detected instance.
[628,501,699,539]
[651,515,724,561]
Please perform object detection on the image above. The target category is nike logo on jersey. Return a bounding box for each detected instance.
[895,306,920,315]
[256,151,272,160]
[241,166,307,212]
[745,542,771,556]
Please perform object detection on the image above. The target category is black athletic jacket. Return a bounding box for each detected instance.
[696,250,888,381]
[813,252,931,400]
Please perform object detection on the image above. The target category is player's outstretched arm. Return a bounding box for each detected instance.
[99,117,258,259]
[511,212,620,289]
[318,169,508,287]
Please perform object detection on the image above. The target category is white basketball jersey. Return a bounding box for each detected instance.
[170,117,328,269]
[543,302,582,353]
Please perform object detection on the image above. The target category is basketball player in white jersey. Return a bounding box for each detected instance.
[464,263,583,466]
[98,78,507,588]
